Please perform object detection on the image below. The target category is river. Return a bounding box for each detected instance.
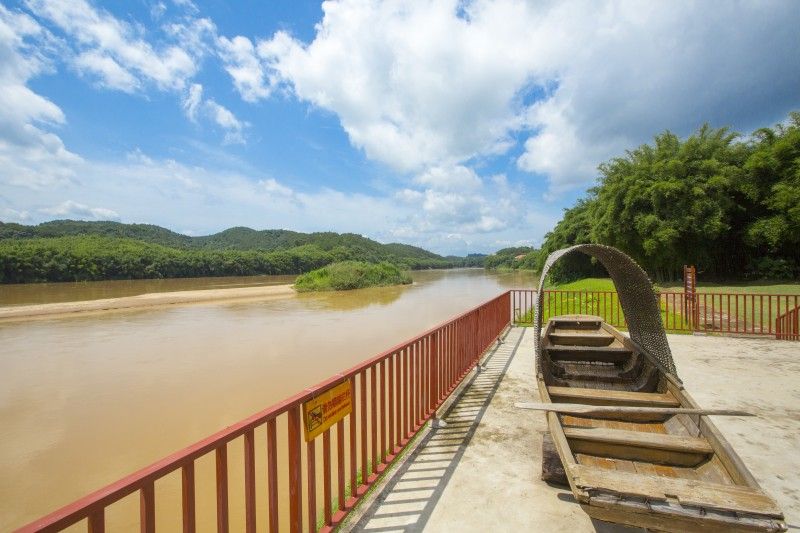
[0,269,537,531]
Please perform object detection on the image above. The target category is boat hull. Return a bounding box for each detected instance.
[538,315,786,533]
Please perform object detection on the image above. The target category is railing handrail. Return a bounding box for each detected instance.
[17,291,513,532]
[542,289,800,297]
[776,304,800,319]
[525,288,800,339]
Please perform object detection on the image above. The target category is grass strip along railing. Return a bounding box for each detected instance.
[17,292,511,533]
[514,289,800,338]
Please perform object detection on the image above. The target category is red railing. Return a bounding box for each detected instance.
[513,289,800,338]
[17,292,511,533]
[776,305,800,340]
[511,289,535,324]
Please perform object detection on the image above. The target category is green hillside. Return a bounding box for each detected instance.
[0,220,193,248]
[0,220,467,283]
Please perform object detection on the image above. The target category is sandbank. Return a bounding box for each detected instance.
[0,284,296,322]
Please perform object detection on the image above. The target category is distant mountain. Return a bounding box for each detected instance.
[0,220,193,248]
[0,219,456,266]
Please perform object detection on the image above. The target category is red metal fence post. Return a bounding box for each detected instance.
[288,406,302,533]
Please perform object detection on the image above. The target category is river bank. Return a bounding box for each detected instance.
[0,284,296,322]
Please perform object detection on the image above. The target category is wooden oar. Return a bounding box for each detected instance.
[514,402,754,417]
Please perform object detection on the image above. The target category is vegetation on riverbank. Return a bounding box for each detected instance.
[0,222,471,283]
[487,111,800,283]
[293,261,412,292]
[483,247,538,270]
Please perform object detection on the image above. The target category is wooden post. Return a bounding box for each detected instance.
[683,265,697,329]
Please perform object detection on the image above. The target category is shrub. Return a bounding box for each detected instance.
[294,261,412,292]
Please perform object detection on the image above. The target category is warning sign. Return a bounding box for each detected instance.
[302,380,352,442]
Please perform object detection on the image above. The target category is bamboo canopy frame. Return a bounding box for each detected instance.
[533,244,679,377]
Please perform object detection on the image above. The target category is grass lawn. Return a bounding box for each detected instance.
[549,277,800,294]
[517,278,800,334]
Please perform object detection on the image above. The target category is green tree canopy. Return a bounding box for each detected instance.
[536,112,800,281]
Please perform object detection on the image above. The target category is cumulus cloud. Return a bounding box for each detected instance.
[0,4,81,189]
[182,83,247,144]
[73,49,139,92]
[182,83,203,121]
[515,1,800,194]
[25,0,199,91]
[0,205,31,223]
[40,200,120,220]
[393,164,525,238]
[217,35,273,102]
[249,0,543,173]
[233,0,800,195]
[20,0,235,144]
[205,99,246,144]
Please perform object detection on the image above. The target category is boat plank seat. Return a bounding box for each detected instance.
[565,427,712,455]
[566,428,713,466]
[548,386,680,407]
[549,331,615,347]
[570,465,783,517]
[550,318,602,329]
[547,346,632,363]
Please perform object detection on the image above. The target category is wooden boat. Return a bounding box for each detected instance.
[534,245,786,533]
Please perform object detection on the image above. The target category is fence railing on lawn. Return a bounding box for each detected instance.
[776,304,800,340]
[512,289,800,338]
[17,293,511,533]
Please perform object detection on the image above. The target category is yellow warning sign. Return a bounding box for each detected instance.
[303,380,352,442]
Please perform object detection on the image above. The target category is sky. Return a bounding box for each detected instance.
[1,1,799,256]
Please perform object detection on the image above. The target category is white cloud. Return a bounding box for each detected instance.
[17,0,239,146]
[171,0,198,14]
[394,164,526,238]
[514,1,800,195]
[252,0,542,173]
[182,82,203,121]
[259,178,293,197]
[240,0,800,195]
[205,99,246,144]
[217,35,273,102]
[182,83,247,144]
[40,200,119,220]
[0,205,31,223]
[25,0,199,92]
[0,4,81,190]
[1,144,555,254]
[415,165,482,192]
[150,2,167,21]
[74,49,139,92]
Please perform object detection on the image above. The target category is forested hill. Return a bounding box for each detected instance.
[0,221,440,258]
[0,221,461,283]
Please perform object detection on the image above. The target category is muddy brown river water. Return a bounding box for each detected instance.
[0,269,537,531]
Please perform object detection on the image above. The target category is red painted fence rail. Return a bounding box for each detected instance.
[777,304,800,340]
[17,292,511,533]
[516,289,800,338]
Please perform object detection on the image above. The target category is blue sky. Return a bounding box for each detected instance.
[1,1,799,255]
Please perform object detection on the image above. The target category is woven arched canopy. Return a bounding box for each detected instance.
[534,244,678,377]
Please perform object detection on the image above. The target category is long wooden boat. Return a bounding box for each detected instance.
[534,245,786,533]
